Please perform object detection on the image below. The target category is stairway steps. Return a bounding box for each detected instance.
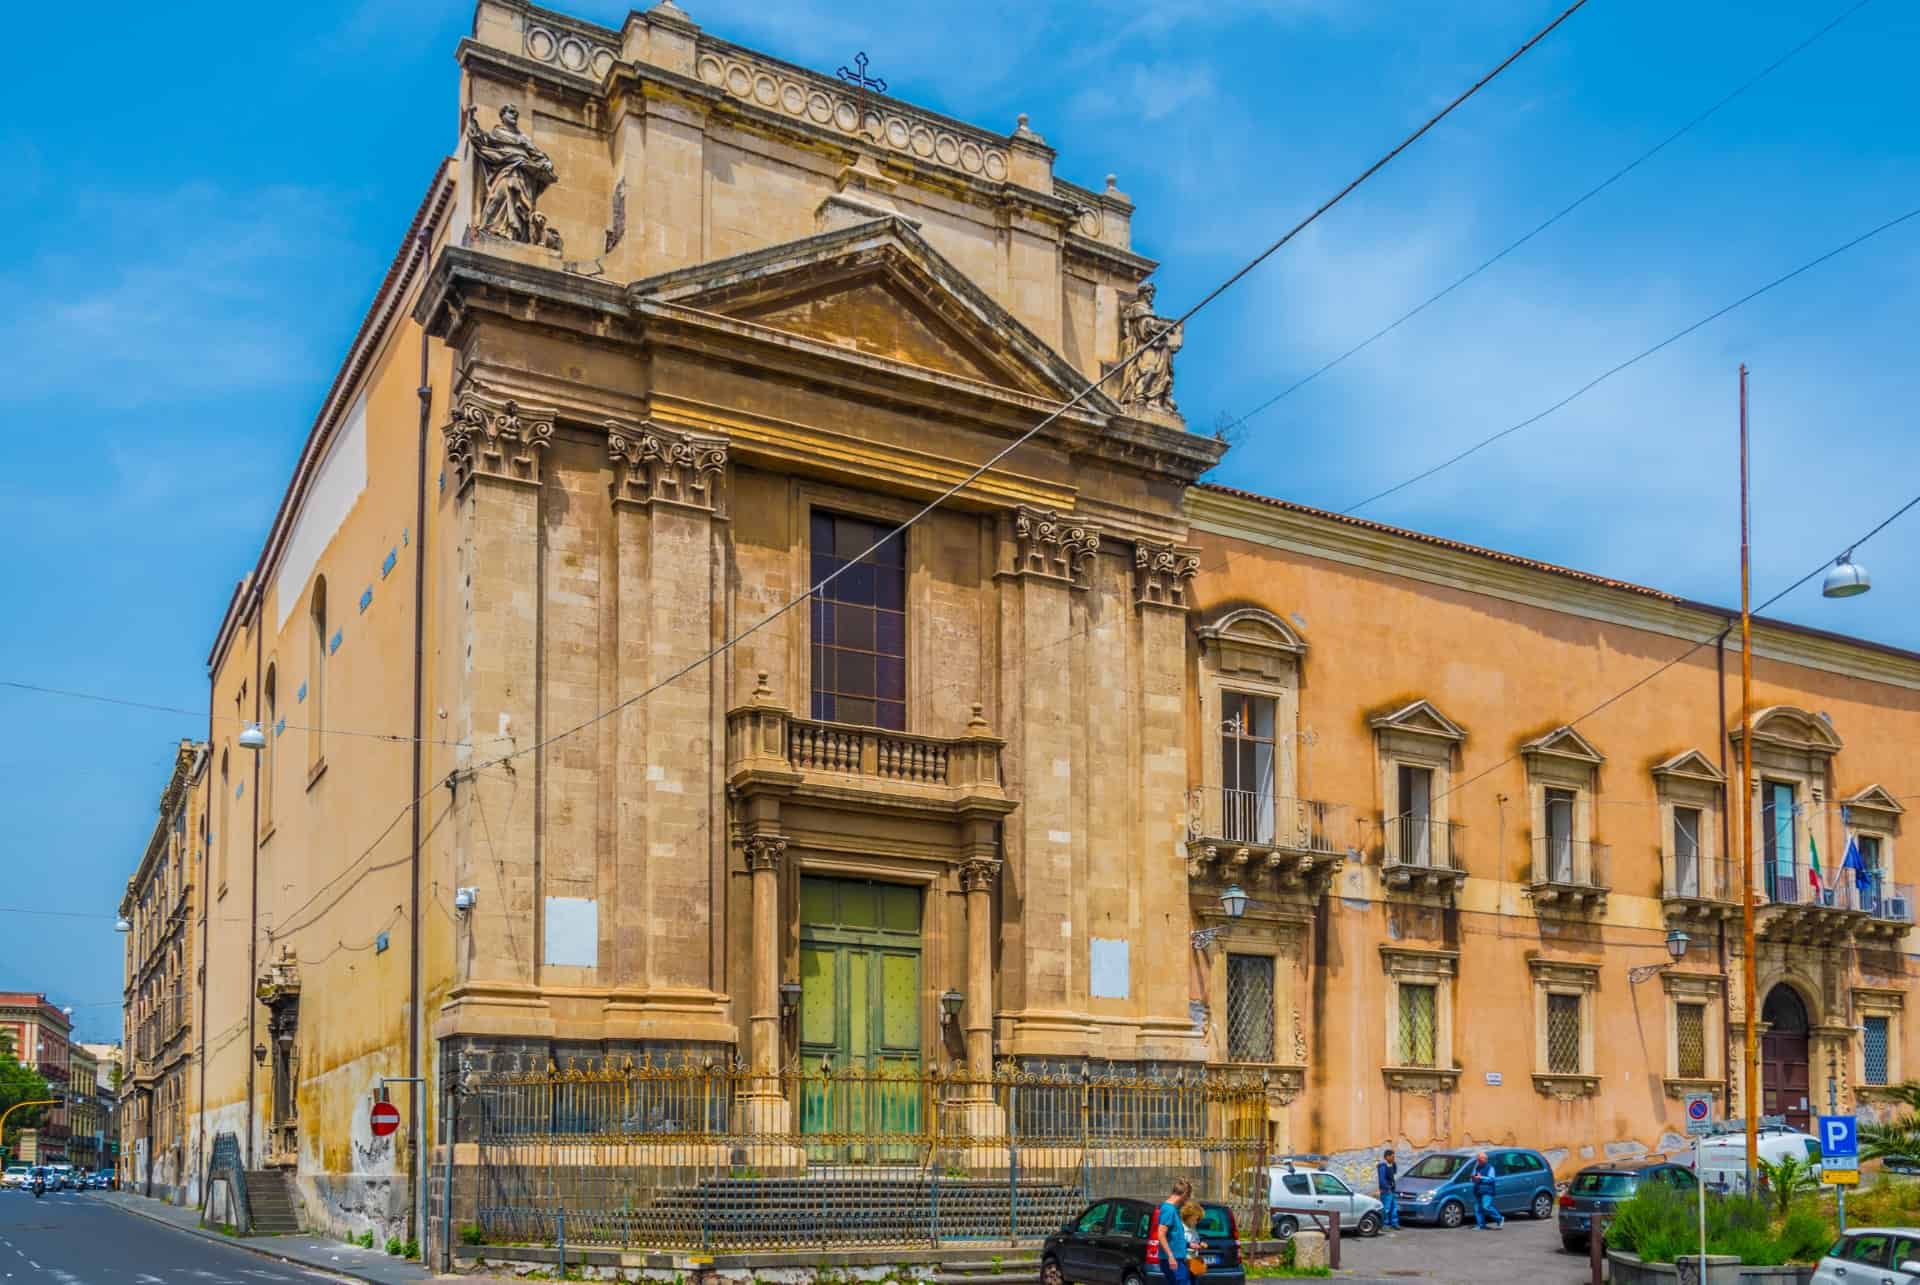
[243,1171,301,1235]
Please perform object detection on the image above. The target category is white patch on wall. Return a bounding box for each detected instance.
[1089,938,1130,999]
[274,392,369,630]
[545,896,599,968]
[1048,830,1072,845]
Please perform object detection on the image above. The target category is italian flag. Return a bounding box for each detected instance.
[1809,832,1823,896]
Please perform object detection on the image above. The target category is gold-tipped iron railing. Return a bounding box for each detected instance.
[463,1056,1269,1251]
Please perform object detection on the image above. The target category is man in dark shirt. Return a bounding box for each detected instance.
[1376,1148,1400,1230]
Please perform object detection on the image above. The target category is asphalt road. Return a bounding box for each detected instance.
[0,1190,343,1285]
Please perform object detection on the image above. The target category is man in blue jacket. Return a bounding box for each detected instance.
[1471,1152,1504,1229]
[1375,1148,1400,1231]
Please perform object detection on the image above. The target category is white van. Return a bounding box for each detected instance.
[1680,1128,1823,1194]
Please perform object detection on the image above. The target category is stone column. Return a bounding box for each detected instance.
[960,855,1001,1074]
[438,391,552,1037]
[743,832,788,1077]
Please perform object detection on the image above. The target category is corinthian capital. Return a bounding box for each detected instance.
[959,859,1001,893]
[1011,506,1101,585]
[1133,539,1201,611]
[445,392,554,489]
[743,833,788,873]
[608,421,728,511]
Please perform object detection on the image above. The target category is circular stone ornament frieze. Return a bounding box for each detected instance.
[959,141,984,173]
[884,117,910,149]
[781,82,805,114]
[806,90,834,123]
[984,151,1008,181]
[934,133,960,165]
[726,63,752,97]
[909,124,935,157]
[557,36,589,72]
[524,27,557,62]
[697,54,725,86]
[753,73,779,106]
[833,100,859,133]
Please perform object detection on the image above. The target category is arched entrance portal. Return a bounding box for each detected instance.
[1761,985,1812,1133]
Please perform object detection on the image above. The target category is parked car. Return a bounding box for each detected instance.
[94,1169,116,1189]
[1811,1228,1920,1284]
[1395,1148,1558,1228]
[48,1164,74,1190]
[1685,1128,1822,1193]
[1041,1197,1244,1285]
[1557,1159,1698,1252]
[1261,1162,1384,1238]
[0,1164,30,1189]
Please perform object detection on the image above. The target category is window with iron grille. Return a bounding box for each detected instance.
[809,512,907,729]
[1676,1002,1706,1080]
[1398,983,1437,1068]
[1226,954,1276,1063]
[1865,1015,1891,1086]
[1547,992,1582,1075]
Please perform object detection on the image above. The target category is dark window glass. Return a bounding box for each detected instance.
[810,511,907,728]
[1193,1204,1233,1239]
[1075,1202,1110,1235]
[1571,1172,1636,1196]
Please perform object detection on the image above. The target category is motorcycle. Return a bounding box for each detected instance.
[30,1178,43,1199]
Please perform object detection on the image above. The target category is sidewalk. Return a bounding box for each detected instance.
[103,1190,440,1285]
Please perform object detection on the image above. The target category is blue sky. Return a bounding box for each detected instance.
[2,0,1916,1039]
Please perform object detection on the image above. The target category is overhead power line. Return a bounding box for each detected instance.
[0,679,468,749]
[1342,204,1920,514]
[1218,0,1877,437]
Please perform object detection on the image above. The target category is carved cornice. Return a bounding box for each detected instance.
[608,421,728,512]
[743,833,788,872]
[959,859,1000,893]
[1532,1071,1601,1101]
[1133,539,1200,611]
[446,393,554,489]
[1011,506,1100,585]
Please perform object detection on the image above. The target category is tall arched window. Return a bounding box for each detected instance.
[217,749,230,890]
[262,665,277,830]
[309,578,328,772]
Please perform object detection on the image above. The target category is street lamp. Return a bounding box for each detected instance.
[114,918,131,934]
[1664,928,1691,961]
[939,989,965,1028]
[1821,553,1871,599]
[1219,884,1249,918]
[238,722,266,751]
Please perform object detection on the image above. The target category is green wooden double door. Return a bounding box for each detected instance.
[797,877,923,1157]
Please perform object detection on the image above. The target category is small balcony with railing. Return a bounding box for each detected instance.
[1757,865,1915,943]
[1662,854,1739,925]
[1527,835,1609,915]
[1380,815,1468,897]
[1185,788,1348,897]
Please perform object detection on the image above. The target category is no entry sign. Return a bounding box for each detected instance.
[370,1100,402,1138]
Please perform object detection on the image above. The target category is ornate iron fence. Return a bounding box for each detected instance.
[462,1057,1269,1251]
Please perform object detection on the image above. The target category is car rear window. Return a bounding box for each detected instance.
[1407,1154,1465,1179]
[1195,1205,1234,1239]
[1571,1173,1636,1196]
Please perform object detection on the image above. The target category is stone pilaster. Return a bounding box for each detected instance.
[743,833,788,1078]
[604,421,732,1044]
[440,390,553,1039]
[959,857,1000,1074]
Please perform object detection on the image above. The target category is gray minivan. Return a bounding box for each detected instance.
[1395,1148,1558,1228]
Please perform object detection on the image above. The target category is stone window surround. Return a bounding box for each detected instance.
[1854,986,1904,1095]
[1194,608,1306,827]
[1369,701,1466,864]
[1529,957,1600,1099]
[1203,916,1307,1084]
[1729,706,1841,898]
[1653,751,1725,898]
[1380,945,1460,1092]
[1522,728,1604,885]
[1841,785,1903,882]
[1660,970,1725,1098]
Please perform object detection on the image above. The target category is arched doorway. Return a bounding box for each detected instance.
[1761,985,1812,1132]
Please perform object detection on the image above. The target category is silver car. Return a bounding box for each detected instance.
[1263,1163,1385,1239]
[1810,1228,1920,1284]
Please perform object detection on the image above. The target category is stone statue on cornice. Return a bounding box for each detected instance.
[1119,282,1182,416]
[466,104,563,251]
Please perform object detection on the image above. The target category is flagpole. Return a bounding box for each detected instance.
[1740,363,1760,1186]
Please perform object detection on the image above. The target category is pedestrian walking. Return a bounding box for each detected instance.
[1470,1152,1504,1229]
[1156,1179,1195,1285]
[1376,1148,1401,1230]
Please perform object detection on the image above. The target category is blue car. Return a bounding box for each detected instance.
[1393,1148,1557,1228]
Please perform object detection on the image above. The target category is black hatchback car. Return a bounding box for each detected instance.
[1557,1159,1698,1252]
[1042,1198,1245,1285]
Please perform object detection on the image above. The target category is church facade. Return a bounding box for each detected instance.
[165,0,1917,1248]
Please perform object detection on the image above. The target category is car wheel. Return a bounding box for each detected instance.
[1356,1211,1382,1237]
[1041,1258,1064,1285]
[1439,1200,1465,1229]
[1561,1235,1587,1254]
[1271,1214,1298,1241]
[1120,1270,1145,1285]
[1531,1191,1555,1220]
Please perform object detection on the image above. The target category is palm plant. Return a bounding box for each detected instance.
[1860,1081,1920,1162]
[1756,1154,1816,1218]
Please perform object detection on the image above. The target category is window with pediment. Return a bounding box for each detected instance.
[1369,700,1467,885]
[1653,750,1727,906]
[1730,706,1841,905]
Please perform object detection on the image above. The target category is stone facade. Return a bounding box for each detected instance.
[158,0,1920,1259]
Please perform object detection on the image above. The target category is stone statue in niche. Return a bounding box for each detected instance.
[466,104,563,250]
[1118,282,1183,415]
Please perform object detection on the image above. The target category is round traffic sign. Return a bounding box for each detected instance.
[1687,1097,1711,1124]
[370,1101,402,1137]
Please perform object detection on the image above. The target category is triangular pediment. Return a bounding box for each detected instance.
[1522,724,1606,765]
[1651,748,1724,784]
[1842,784,1905,818]
[1368,699,1466,743]
[629,217,1110,407]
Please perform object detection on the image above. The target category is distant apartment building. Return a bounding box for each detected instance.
[119,740,207,1203]
[0,993,71,1160]
[78,1043,123,1172]
[66,1044,100,1170]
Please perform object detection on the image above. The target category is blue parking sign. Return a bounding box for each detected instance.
[1818,1115,1858,1159]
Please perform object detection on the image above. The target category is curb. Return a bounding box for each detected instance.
[103,1193,435,1285]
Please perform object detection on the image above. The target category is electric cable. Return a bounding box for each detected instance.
[0,680,469,749]
[1217,0,1878,439]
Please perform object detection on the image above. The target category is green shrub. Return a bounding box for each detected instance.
[1777,1210,1829,1263]
[385,1235,403,1256]
[1605,1181,1691,1258]
[459,1222,485,1246]
[404,1239,420,1260]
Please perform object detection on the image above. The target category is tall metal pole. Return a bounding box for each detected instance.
[1739,363,1759,1184]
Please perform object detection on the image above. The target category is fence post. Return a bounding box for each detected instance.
[557,1209,565,1277]
[929,1077,940,1247]
[1589,1214,1608,1285]
[1079,1075,1091,1200]
[1008,1079,1019,1242]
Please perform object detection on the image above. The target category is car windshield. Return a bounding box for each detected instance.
[1571,1173,1637,1196]
[1407,1154,1466,1180]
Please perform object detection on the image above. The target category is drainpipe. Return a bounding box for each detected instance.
[407,230,433,1257]
[246,593,262,1167]
[199,687,214,1202]
[1716,628,1734,1109]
